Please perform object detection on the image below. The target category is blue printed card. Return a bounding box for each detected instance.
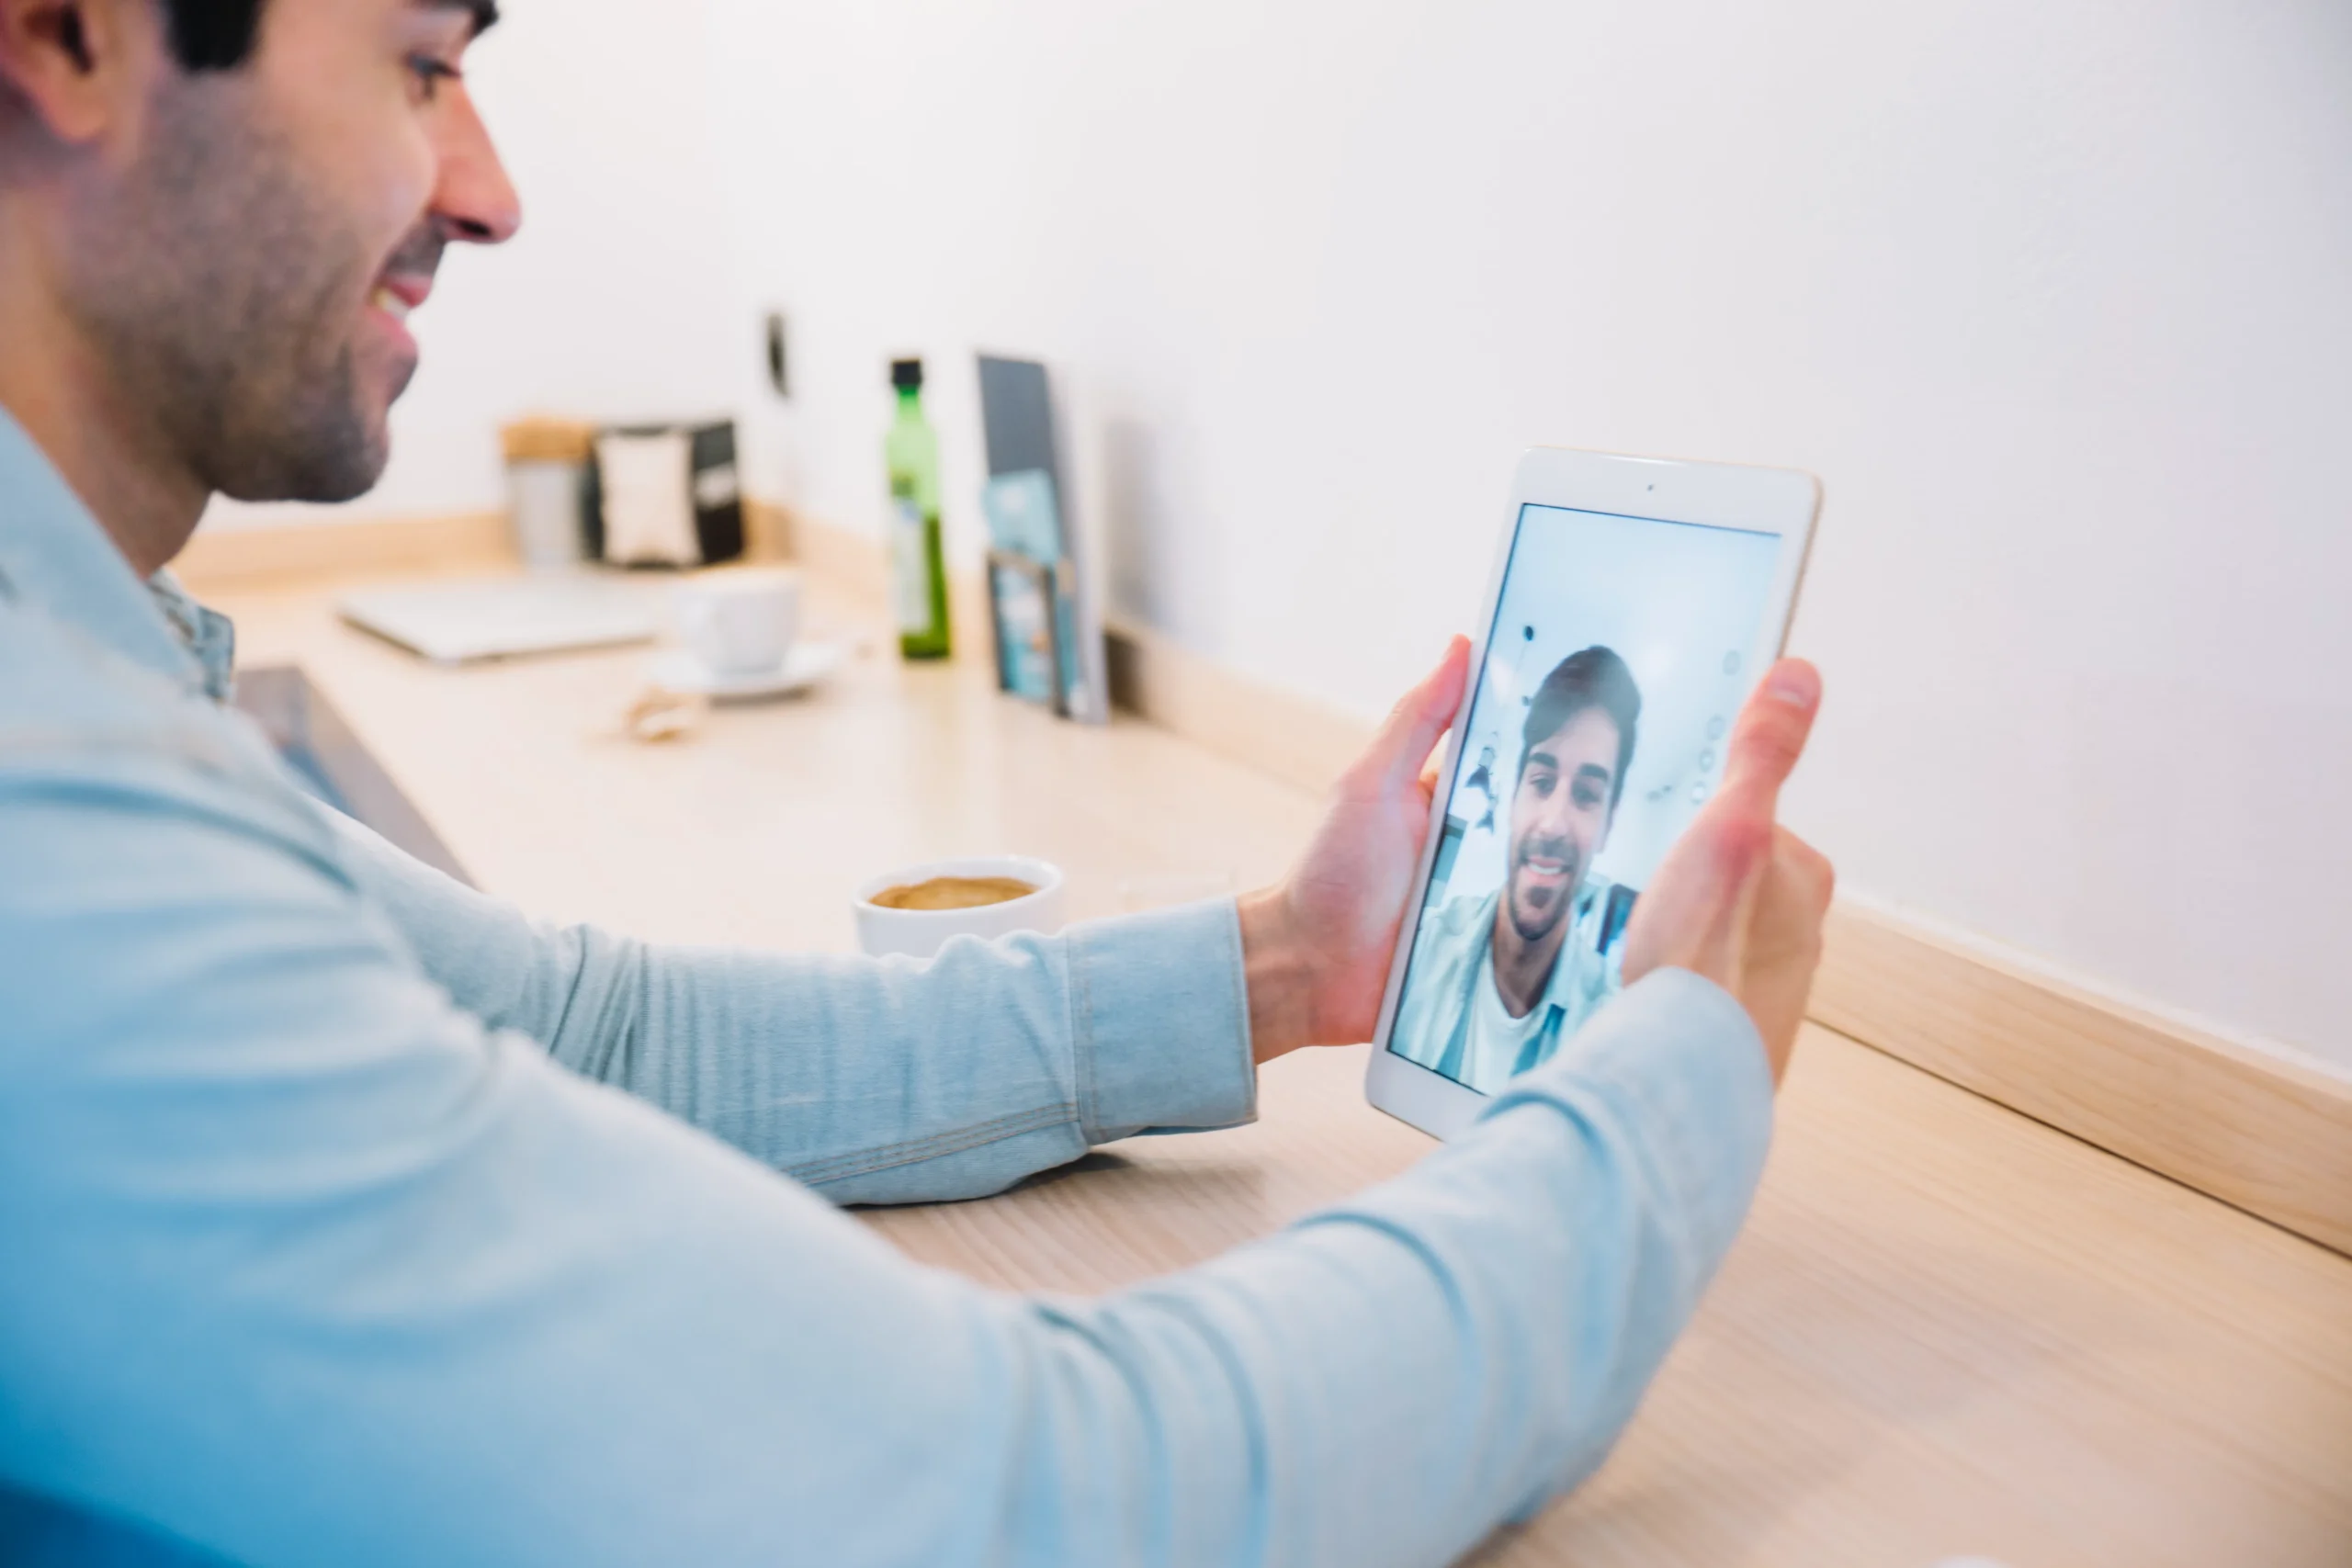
[981,469,1065,563]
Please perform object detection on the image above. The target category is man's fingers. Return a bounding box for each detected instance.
[1718,658,1821,816]
[1365,636,1472,794]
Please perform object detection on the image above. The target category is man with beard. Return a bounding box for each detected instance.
[1392,648,1644,1093]
[0,2,1837,1563]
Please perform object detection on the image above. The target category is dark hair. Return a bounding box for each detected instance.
[161,0,500,72]
[1519,647,1642,811]
[159,0,263,69]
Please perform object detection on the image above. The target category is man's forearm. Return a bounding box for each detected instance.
[582,902,1261,1203]
[992,968,1775,1562]
[328,809,1258,1202]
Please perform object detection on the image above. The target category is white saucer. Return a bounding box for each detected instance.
[648,641,843,700]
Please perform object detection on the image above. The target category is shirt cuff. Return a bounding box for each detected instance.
[1482,966,1775,1283]
[1063,897,1258,1142]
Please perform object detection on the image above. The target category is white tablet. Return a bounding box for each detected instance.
[1364,447,1820,1140]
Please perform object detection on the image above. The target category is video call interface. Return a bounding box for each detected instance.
[1385,503,1783,1095]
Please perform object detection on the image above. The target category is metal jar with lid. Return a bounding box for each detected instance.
[499,416,600,570]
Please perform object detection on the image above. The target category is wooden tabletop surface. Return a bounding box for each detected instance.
[211,568,2352,1568]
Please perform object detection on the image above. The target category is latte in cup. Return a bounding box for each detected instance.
[869,875,1038,912]
[853,855,1066,960]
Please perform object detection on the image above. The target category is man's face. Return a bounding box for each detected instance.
[1501,706,1621,946]
[57,0,516,502]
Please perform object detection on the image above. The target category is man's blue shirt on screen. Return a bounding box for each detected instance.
[1389,881,1625,1094]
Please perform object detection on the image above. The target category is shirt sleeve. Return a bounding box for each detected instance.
[321,808,1257,1203]
[0,747,1773,1568]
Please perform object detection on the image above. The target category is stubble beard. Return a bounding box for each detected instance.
[59,74,403,506]
[1505,840,1580,947]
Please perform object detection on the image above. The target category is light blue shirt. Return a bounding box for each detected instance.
[0,408,1774,1567]
[1389,883,1624,1092]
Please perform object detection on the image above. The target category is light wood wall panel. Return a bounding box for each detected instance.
[1811,906,2352,1254]
[177,511,514,593]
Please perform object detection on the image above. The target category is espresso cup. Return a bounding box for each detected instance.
[854,855,1068,961]
[675,567,801,675]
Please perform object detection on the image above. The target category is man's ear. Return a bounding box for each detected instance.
[0,0,154,145]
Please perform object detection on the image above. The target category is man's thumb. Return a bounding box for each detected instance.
[1720,658,1822,815]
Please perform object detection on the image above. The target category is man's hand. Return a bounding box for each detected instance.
[1619,659,1834,1084]
[1237,637,1471,1063]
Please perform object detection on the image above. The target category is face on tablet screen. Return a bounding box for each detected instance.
[1385,503,1784,1095]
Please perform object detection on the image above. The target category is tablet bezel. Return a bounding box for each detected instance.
[1363,446,1822,1141]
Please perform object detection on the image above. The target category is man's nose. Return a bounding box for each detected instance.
[431,91,523,246]
[1532,791,1577,838]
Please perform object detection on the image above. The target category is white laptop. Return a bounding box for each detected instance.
[338,572,670,665]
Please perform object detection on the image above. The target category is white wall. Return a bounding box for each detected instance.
[697,0,2352,1074]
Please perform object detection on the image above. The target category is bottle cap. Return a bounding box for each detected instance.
[890,358,924,391]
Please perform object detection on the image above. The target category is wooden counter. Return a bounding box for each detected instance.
[213,570,2352,1568]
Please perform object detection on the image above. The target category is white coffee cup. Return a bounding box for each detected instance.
[854,855,1068,961]
[675,567,800,675]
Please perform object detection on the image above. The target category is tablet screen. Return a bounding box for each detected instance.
[1385,503,1785,1094]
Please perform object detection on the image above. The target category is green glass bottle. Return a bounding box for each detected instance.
[886,358,951,660]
